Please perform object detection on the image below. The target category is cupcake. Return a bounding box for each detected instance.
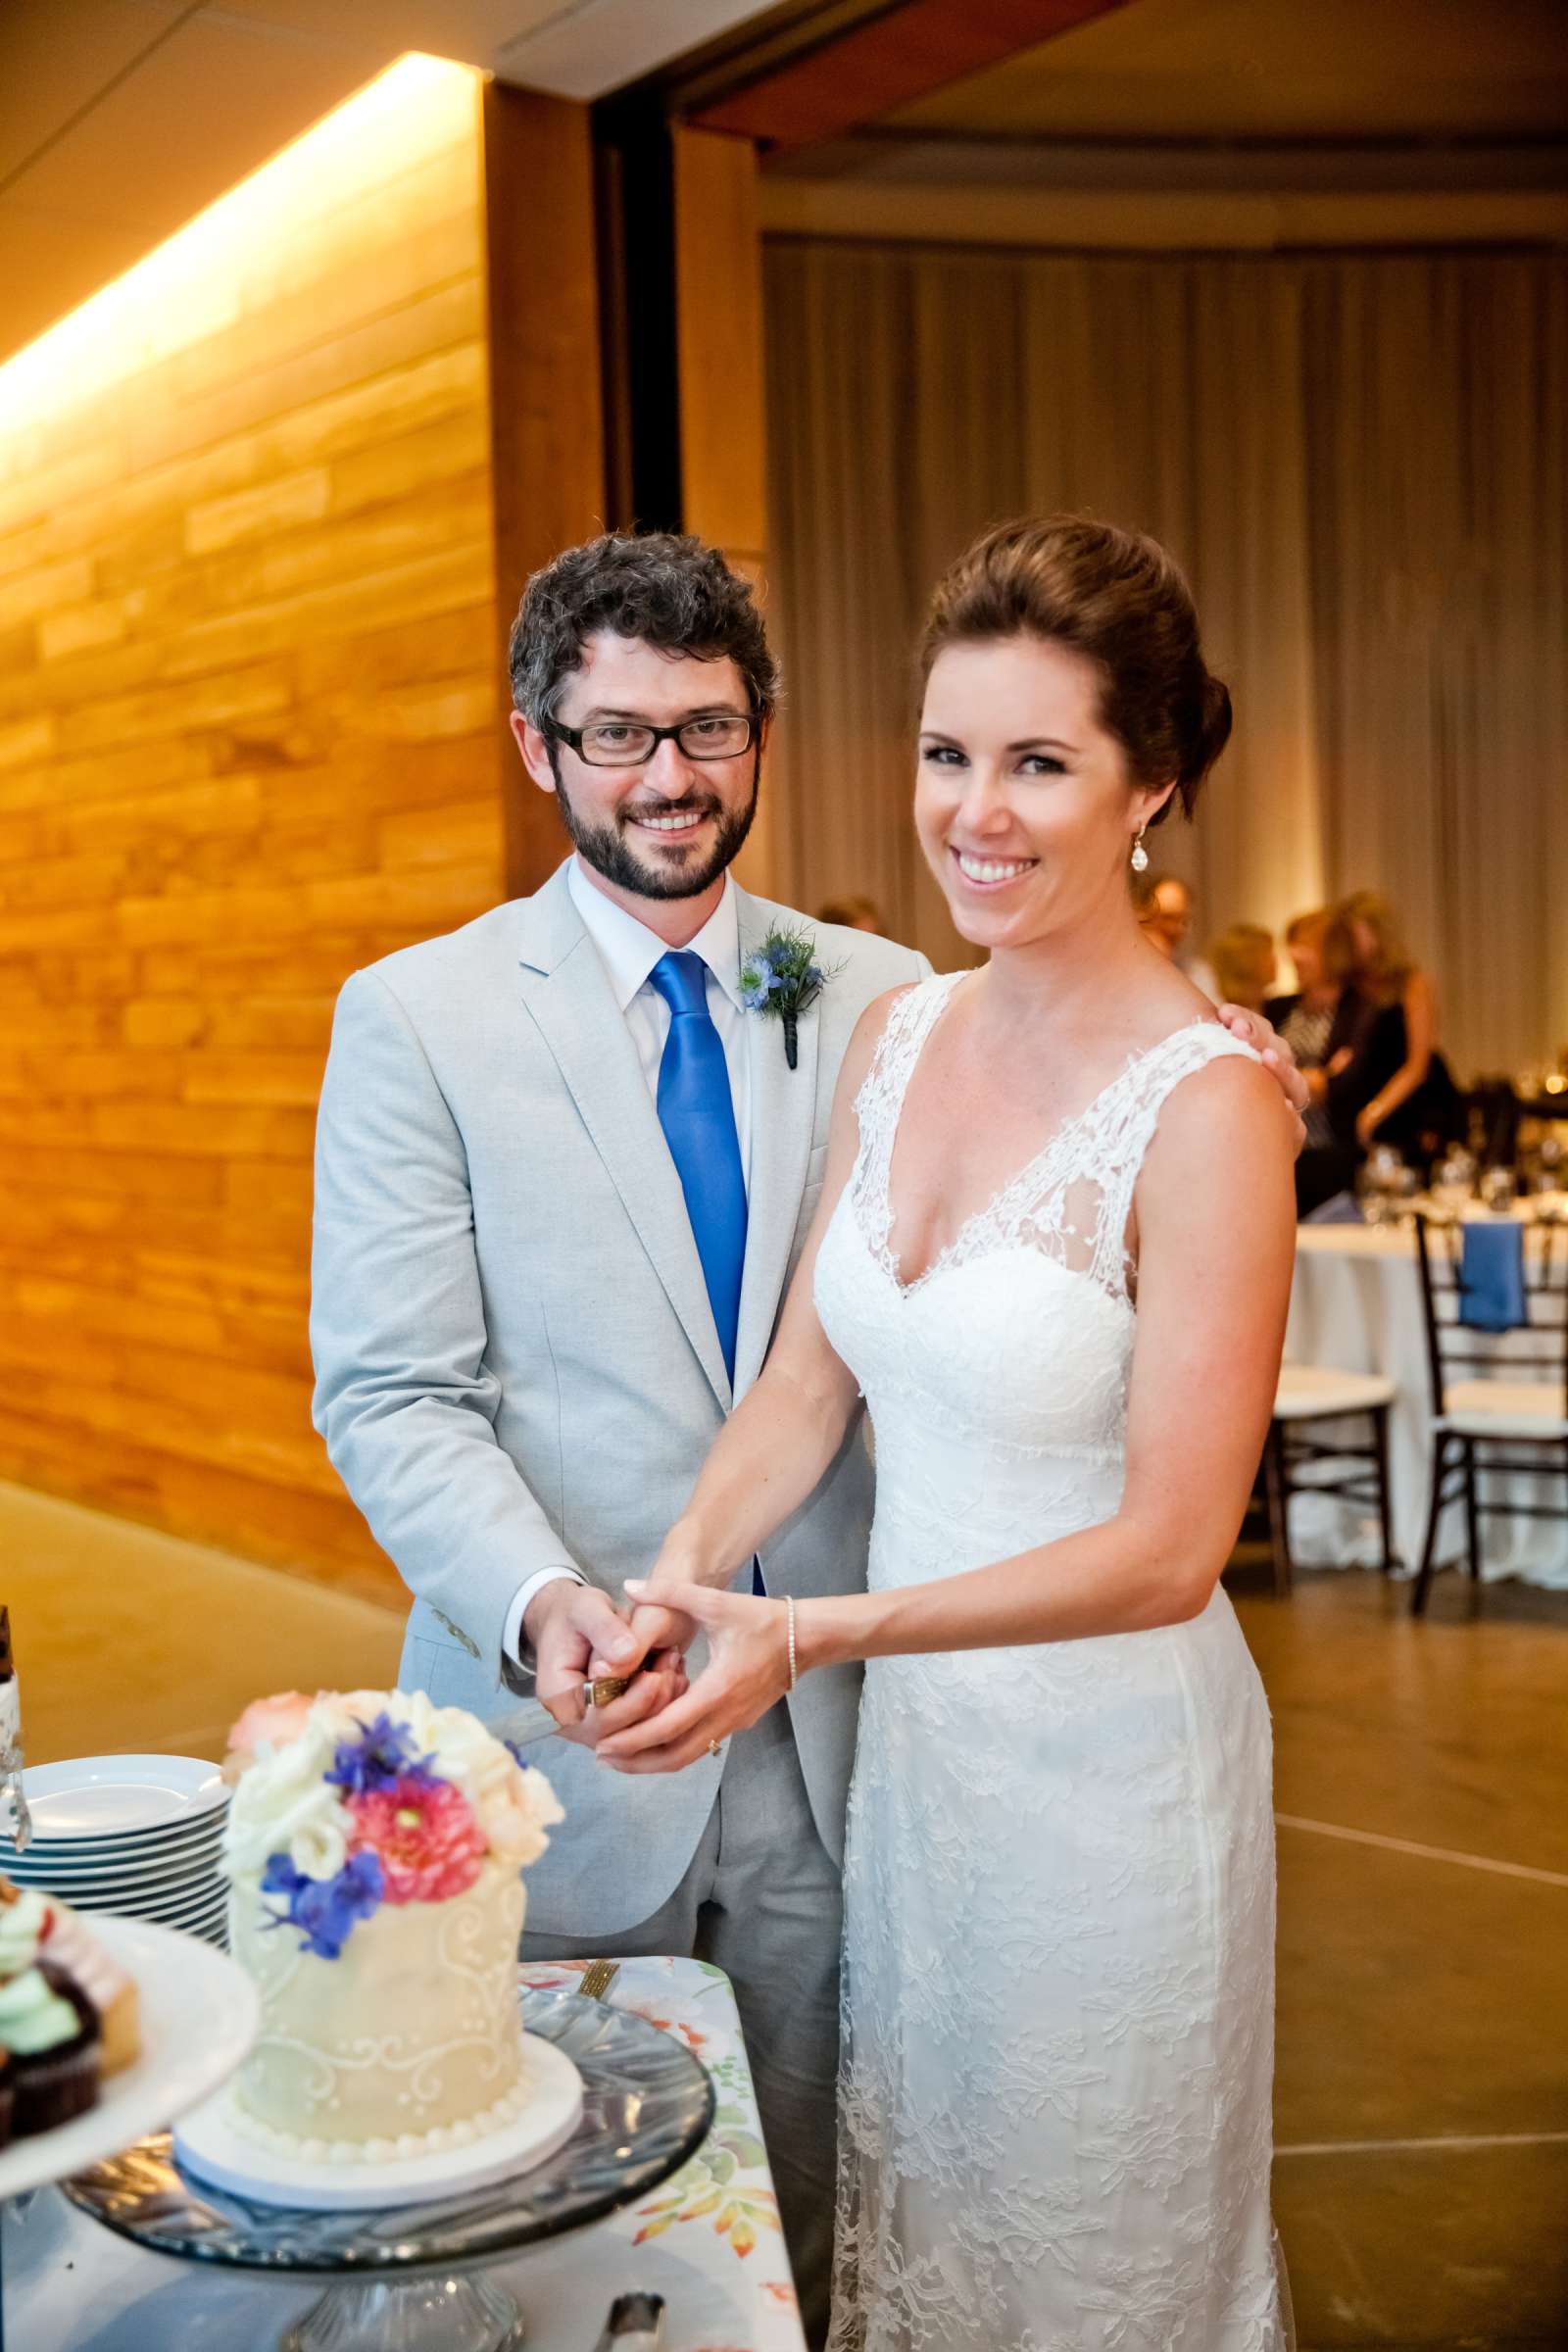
[0,1877,140,2076]
[0,1961,101,2135]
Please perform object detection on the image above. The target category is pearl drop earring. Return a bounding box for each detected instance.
[1130,828,1150,874]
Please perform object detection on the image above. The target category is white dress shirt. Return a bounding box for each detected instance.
[504,858,756,1665]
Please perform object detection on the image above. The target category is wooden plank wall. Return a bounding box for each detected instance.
[0,64,512,1602]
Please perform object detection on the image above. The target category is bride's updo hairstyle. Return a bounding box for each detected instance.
[917,515,1232,824]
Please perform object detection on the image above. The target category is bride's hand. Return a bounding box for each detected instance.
[584,1543,705,1683]
[594,1582,791,1773]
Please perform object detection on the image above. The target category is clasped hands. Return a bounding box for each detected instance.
[523,1567,791,1775]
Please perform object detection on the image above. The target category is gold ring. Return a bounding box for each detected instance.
[709,1740,721,1758]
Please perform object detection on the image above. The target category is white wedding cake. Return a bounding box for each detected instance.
[220,1690,562,2164]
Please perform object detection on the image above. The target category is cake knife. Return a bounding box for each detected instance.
[498,1673,641,1748]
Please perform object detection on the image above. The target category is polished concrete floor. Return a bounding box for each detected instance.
[4,1479,1565,2348]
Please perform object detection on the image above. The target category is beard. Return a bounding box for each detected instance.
[552,753,760,901]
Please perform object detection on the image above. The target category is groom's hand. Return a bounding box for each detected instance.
[525,1580,686,1748]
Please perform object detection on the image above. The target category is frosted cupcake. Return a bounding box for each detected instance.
[0,1962,100,2134]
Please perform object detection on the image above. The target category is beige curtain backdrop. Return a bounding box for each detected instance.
[762,240,1568,1078]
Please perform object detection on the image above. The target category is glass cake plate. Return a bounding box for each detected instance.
[61,1987,716,2352]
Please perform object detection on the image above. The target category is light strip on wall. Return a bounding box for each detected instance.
[0,52,483,441]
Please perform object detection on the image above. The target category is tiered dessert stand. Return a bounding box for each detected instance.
[61,1986,715,2352]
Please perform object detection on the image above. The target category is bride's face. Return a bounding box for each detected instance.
[915,635,1168,953]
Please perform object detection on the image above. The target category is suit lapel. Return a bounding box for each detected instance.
[516,867,732,1408]
[734,889,820,1396]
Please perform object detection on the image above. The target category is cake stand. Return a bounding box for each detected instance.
[61,1987,715,2352]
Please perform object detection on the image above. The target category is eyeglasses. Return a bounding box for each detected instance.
[548,712,760,768]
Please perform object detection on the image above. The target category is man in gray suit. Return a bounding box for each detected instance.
[311,532,926,2339]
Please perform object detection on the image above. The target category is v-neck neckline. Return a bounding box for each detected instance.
[872,976,1210,1299]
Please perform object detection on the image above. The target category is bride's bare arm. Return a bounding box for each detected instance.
[623,994,900,1641]
[601,1052,1295,1770]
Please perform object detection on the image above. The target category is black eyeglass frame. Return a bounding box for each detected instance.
[545,712,761,767]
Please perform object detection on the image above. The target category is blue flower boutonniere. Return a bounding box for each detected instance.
[740,925,839,1069]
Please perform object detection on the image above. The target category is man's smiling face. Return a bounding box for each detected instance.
[514,631,759,905]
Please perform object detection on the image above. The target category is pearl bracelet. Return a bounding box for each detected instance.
[785,1592,798,1691]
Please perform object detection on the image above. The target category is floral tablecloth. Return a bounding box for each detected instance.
[1,1956,808,2352]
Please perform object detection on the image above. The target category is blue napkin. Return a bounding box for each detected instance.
[1303,1191,1363,1225]
[1458,1219,1527,1331]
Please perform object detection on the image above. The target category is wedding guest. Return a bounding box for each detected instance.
[816,893,887,936]
[1134,868,1192,958]
[1325,890,1462,1168]
[1268,910,1338,1076]
[1268,909,1364,1215]
[1209,922,1277,1014]
[1135,869,1219,998]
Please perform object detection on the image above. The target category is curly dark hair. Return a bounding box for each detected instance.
[508,531,779,728]
[918,515,1232,824]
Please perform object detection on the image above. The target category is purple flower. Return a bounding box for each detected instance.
[740,960,781,1010]
[261,1848,385,1960]
[323,1712,438,1797]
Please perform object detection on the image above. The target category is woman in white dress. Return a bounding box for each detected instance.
[600,516,1298,2349]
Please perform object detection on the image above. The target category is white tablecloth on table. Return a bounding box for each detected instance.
[1284,1222,1567,1587]
[2,1956,808,2352]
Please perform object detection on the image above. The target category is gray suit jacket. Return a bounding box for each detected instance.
[311,860,927,1935]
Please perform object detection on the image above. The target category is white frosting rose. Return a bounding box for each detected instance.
[223,1697,360,1879]
[287,1811,352,1882]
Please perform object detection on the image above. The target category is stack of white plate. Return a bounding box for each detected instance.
[5,1756,229,1946]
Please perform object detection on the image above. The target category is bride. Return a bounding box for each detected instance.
[599,515,1297,2349]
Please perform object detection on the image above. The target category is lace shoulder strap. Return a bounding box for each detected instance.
[850,972,961,1241]
[1077,1021,1261,1295]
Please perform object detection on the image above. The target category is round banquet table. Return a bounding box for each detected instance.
[1284,1221,1567,1588]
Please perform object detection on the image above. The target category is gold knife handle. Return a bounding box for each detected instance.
[585,1673,635,1709]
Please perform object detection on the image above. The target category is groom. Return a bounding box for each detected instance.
[311,529,1304,2338]
[311,531,927,2337]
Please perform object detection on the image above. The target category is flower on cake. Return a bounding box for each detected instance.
[323,1711,439,1798]
[222,1690,316,1784]
[260,1849,384,1962]
[286,1811,352,1884]
[345,1776,488,1905]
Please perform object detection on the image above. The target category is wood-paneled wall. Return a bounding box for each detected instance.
[0,62,602,1600]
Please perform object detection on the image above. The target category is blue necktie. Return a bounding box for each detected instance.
[649,953,748,1385]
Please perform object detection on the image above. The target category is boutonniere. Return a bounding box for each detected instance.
[740,925,839,1069]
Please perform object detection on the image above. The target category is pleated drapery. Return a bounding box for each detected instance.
[763,240,1568,1077]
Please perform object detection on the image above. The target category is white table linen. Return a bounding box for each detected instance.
[1284,1223,1567,1587]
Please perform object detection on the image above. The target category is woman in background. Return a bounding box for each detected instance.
[1270,909,1362,1215]
[1210,921,1277,1014]
[1326,890,1461,1167]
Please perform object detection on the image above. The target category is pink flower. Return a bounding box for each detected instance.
[223,1691,317,1783]
[345,1776,487,1904]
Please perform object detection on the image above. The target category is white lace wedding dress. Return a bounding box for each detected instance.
[814,974,1290,2352]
